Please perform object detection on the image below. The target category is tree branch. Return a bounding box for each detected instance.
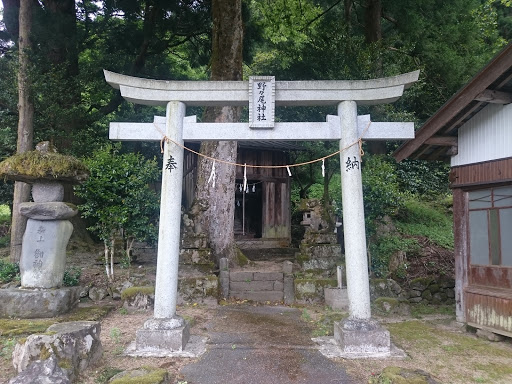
[302,0,343,31]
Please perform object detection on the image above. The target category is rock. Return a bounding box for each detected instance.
[31,182,64,203]
[79,285,90,298]
[12,321,103,382]
[108,368,170,384]
[0,287,80,318]
[410,277,434,291]
[88,286,108,301]
[2,281,20,289]
[8,356,71,384]
[370,279,401,300]
[282,260,293,274]
[421,290,433,301]
[372,366,440,384]
[20,202,78,220]
[476,329,505,342]
[20,219,73,288]
[122,286,155,309]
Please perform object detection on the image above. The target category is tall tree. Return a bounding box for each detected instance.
[10,0,34,262]
[195,0,243,265]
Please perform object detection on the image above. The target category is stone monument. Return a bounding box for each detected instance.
[0,142,89,318]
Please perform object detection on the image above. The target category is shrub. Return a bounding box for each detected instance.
[0,260,19,283]
[63,267,82,286]
[74,144,160,281]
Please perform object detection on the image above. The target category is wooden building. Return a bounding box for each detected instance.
[183,142,296,248]
[394,43,512,337]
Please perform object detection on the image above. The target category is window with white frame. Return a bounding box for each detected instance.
[468,185,512,266]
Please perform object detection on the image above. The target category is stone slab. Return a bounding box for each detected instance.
[229,291,284,302]
[324,287,349,311]
[334,319,390,355]
[0,287,81,318]
[283,276,295,305]
[229,271,254,282]
[20,202,78,220]
[20,219,73,288]
[230,281,274,291]
[313,336,406,360]
[253,272,283,281]
[135,323,190,353]
[273,280,284,291]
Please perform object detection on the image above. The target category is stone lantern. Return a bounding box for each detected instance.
[0,142,89,317]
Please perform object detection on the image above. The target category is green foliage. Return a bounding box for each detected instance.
[361,155,404,231]
[369,235,420,278]
[0,205,10,224]
[74,143,160,247]
[63,267,82,287]
[395,159,450,196]
[0,259,20,283]
[396,198,454,250]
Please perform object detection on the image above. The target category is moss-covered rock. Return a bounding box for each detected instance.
[409,277,434,291]
[0,148,89,183]
[109,367,170,384]
[369,366,440,384]
[374,297,399,313]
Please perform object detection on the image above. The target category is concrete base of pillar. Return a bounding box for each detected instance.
[334,318,391,357]
[324,287,349,311]
[132,316,190,355]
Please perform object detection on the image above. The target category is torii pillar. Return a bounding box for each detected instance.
[104,70,419,357]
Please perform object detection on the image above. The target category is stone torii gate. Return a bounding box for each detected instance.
[104,70,419,357]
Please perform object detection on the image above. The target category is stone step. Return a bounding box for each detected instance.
[230,271,284,282]
[230,291,284,302]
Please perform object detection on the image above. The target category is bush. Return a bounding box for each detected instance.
[0,260,20,283]
[63,267,82,286]
[74,144,160,280]
[361,155,404,232]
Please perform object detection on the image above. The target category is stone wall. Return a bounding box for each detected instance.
[370,277,455,305]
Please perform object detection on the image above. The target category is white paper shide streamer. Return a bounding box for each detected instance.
[243,163,247,192]
[208,161,216,188]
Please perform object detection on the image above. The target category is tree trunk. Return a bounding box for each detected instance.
[364,0,387,154]
[10,0,34,262]
[195,0,243,265]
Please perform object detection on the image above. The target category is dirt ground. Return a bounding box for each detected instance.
[2,242,512,384]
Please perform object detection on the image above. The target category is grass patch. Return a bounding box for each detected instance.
[0,319,56,337]
[396,198,454,250]
[95,367,124,384]
[311,308,347,337]
[410,303,455,319]
[388,321,512,359]
[61,305,114,322]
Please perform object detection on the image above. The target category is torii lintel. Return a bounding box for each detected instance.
[104,70,419,107]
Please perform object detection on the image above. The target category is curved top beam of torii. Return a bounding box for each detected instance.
[104,70,419,107]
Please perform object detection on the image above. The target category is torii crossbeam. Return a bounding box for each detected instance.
[104,70,419,357]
